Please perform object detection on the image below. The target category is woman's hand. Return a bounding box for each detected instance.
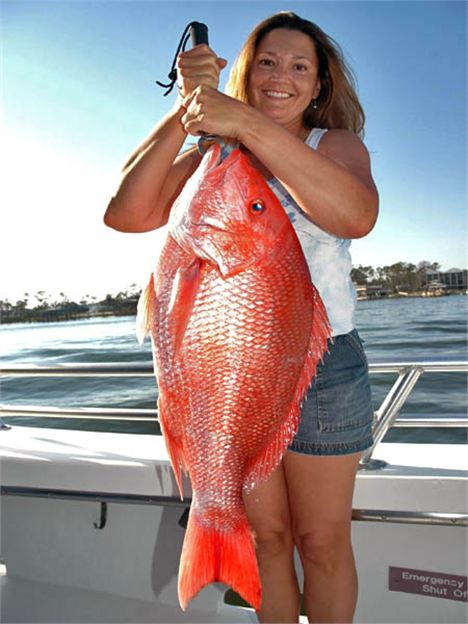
[181,85,248,140]
[176,44,227,99]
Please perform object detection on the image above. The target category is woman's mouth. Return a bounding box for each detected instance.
[262,90,293,99]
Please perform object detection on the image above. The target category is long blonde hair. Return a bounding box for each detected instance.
[225,11,365,137]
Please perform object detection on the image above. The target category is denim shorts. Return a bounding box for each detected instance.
[288,329,375,456]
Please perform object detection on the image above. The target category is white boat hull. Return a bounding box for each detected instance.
[1,427,466,622]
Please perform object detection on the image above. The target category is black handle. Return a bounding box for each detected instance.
[189,22,209,47]
[156,21,210,97]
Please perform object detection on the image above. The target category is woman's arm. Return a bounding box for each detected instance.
[104,104,201,233]
[241,113,379,239]
[181,87,379,239]
[104,45,226,233]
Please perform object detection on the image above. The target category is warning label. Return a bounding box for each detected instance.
[389,566,467,602]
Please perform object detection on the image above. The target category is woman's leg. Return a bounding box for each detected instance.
[283,450,362,623]
[243,461,300,624]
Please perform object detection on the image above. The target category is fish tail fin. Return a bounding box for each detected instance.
[136,273,155,344]
[178,508,261,612]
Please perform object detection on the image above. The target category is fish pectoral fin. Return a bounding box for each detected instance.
[136,273,156,344]
[168,258,202,353]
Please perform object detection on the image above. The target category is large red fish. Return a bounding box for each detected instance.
[137,143,331,611]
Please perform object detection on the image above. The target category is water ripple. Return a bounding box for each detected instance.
[1,299,466,441]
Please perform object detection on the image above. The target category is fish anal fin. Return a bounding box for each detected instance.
[158,394,188,501]
[168,258,201,353]
[178,510,261,611]
[243,286,332,493]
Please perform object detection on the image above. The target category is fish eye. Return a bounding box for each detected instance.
[250,199,266,215]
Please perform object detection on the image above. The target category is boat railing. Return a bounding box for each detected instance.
[0,360,466,468]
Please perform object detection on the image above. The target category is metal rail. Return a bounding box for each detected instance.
[1,361,467,467]
[0,404,465,427]
[0,363,156,377]
[1,360,466,376]
[0,405,157,421]
[1,485,466,527]
[361,361,467,465]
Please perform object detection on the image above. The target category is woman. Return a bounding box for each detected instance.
[105,11,378,624]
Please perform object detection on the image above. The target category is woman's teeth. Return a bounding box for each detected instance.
[263,90,292,99]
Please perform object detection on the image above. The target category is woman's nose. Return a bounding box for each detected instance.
[271,63,289,82]
[271,64,287,79]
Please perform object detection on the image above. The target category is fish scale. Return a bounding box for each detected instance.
[137,143,331,611]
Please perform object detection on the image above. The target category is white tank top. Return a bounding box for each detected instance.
[218,128,356,336]
[266,128,356,336]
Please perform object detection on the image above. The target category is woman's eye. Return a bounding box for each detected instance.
[294,63,308,72]
[259,58,274,66]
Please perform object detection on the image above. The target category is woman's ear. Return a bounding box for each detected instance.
[313,79,321,100]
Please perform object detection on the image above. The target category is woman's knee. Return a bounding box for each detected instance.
[295,523,352,570]
[254,528,295,559]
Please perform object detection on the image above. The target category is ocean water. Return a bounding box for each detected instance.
[0,296,466,442]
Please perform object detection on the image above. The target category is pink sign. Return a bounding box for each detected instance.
[389,566,467,602]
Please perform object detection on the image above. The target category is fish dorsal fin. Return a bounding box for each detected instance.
[242,286,331,493]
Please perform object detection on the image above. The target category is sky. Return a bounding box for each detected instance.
[1,0,467,303]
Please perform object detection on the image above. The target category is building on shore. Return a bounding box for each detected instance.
[423,268,467,291]
[353,283,393,300]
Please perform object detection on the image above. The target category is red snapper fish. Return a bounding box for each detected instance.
[137,143,331,611]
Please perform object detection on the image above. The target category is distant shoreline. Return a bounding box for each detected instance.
[357,290,467,302]
[1,291,465,325]
[0,310,133,326]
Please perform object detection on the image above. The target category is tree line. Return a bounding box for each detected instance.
[350,260,444,292]
[0,285,141,324]
[0,260,462,323]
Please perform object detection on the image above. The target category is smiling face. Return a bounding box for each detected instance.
[247,28,321,138]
